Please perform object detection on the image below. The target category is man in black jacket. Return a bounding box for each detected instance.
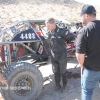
[45,18,75,92]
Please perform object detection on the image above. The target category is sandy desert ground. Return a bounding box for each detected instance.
[0,58,100,100]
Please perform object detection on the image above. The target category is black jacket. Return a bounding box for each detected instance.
[48,26,75,52]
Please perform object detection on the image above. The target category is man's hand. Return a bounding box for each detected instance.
[76,53,85,74]
[1,79,8,87]
[79,63,84,74]
[0,74,8,87]
[81,66,84,74]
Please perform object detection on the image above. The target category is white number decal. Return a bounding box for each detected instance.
[31,33,35,39]
[25,34,28,39]
[20,33,35,40]
[20,33,24,39]
[28,33,32,39]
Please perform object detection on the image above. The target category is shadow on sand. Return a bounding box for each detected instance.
[37,67,81,100]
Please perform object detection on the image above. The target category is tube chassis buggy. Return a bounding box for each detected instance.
[0,20,51,100]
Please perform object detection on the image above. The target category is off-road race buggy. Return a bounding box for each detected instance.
[0,20,75,100]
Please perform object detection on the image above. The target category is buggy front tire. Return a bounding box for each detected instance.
[0,62,43,100]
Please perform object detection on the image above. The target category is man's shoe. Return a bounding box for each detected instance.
[54,83,61,91]
[62,84,68,93]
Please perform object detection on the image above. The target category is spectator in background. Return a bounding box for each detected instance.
[74,22,83,36]
[75,22,80,29]
[31,23,42,36]
[79,22,83,28]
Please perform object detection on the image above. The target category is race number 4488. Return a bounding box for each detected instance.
[20,33,35,40]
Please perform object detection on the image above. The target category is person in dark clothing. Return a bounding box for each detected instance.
[76,5,100,100]
[79,22,83,28]
[45,18,75,92]
[75,22,80,29]
[74,22,83,36]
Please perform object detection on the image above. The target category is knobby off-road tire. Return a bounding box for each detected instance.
[0,62,43,100]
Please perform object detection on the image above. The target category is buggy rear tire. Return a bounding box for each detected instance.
[0,62,43,100]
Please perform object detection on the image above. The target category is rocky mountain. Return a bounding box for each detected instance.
[0,0,100,28]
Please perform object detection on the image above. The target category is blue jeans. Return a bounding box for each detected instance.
[81,67,100,100]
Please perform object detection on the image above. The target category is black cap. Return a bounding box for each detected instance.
[81,4,96,15]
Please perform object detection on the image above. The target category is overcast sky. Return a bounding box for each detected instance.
[76,0,100,5]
